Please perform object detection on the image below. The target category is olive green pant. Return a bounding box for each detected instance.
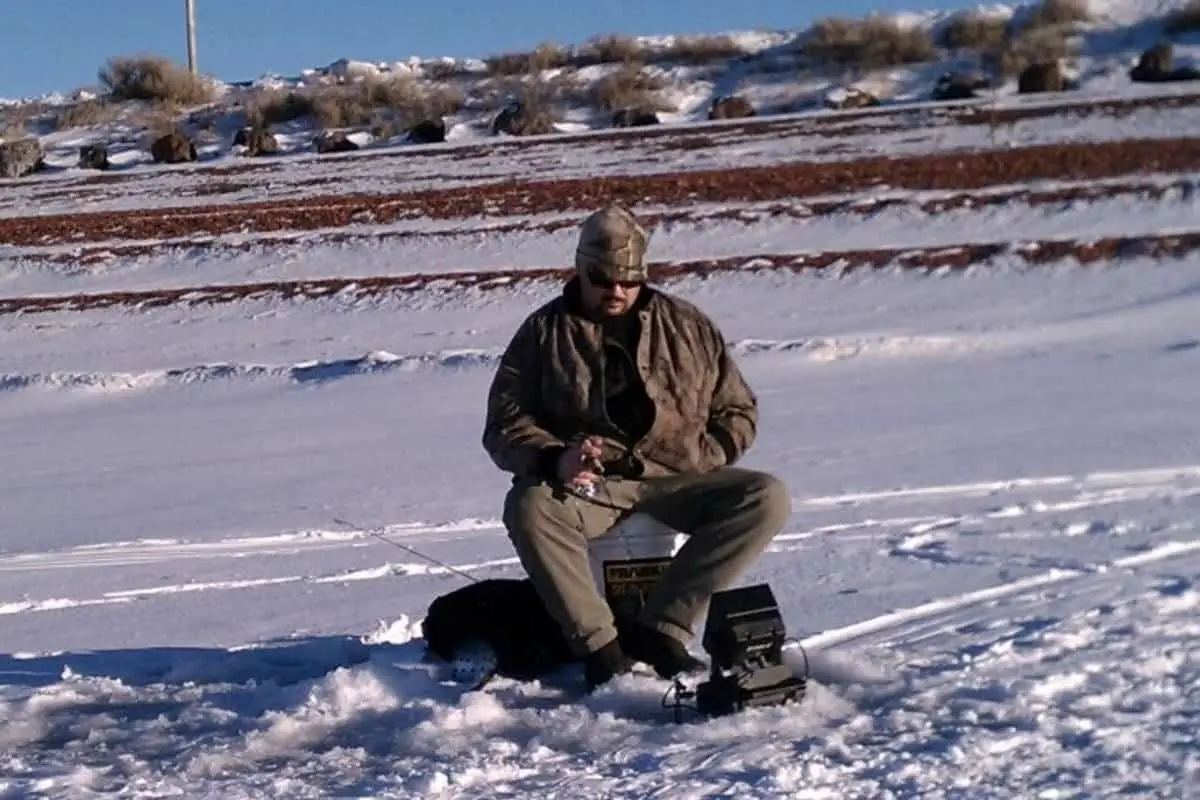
[502,467,791,655]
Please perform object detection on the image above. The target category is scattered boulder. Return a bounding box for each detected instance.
[1129,43,1200,83]
[824,87,880,110]
[406,118,446,144]
[491,101,556,136]
[708,95,755,120]
[0,137,45,178]
[313,131,359,153]
[1018,61,1065,94]
[612,108,660,127]
[233,126,279,156]
[151,131,198,164]
[932,71,991,101]
[78,143,110,170]
[1132,43,1173,81]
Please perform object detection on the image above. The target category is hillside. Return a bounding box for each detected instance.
[0,0,1199,174]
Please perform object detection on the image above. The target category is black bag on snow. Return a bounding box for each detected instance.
[421,578,578,680]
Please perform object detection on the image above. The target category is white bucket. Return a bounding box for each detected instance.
[587,513,684,620]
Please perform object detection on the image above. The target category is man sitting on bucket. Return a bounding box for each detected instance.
[482,204,791,690]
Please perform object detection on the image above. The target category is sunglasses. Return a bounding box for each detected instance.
[586,270,643,291]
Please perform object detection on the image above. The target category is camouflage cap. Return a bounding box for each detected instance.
[574,205,649,282]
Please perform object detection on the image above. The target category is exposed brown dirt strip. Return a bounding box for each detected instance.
[5,230,1197,316]
[2,139,1198,248]
[14,176,1195,266]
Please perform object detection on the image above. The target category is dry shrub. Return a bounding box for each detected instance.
[499,80,560,133]
[803,16,936,71]
[486,42,570,75]
[937,11,1010,51]
[419,84,467,118]
[486,52,534,76]
[249,78,464,130]
[100,55,217,105]
[54,98,122,130]
[1166,0,1200,33]
[246,89,315,127]
[0,101,43,137]
[984,25,1074,76]
[304,88,370,128]
[530,42,571,71]
[470,71,580,112]
[968,0,1086,79]
[423,60,466,80]
[1024,0,1091,30]
[576,34,645,66]
[484,32,747,76]
[129,104,183,138]
[591,64,672,111]
[658,34,749,64]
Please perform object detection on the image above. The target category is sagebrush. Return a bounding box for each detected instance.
[1023,0,1091,30]
[100,55,217,105]
[802,16,936,71]
[590,65,673,111]
[984,26,1075,76]
[247,78,464,129]
[937,12,1010,51]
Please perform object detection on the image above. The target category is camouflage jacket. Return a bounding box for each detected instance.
[482,280,758,480]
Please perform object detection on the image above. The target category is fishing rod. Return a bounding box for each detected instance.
[332,516,480,584]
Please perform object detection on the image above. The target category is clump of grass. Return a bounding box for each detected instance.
[936,11,1010,51]
[650,34,750,64]
[481,31,753,79]
[491,80,560,135]
[485,42,571,76]
[802,16,936,71]
[53,98,122,131]
[575,34,644,66]
[591,64,673,111]
[0,101,44,138]
[246,78,464,130]
[245,89,315,127]
[984,25,1075,77]
[99,54,217,105]
[1023,0,1091,30]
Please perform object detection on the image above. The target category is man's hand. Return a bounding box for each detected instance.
[556,436,604,490]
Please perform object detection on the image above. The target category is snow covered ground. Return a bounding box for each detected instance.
[1,252,1198,797]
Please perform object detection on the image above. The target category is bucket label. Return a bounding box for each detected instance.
[603,557,671,620]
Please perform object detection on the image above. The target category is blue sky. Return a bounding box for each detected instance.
[2,0,973,99]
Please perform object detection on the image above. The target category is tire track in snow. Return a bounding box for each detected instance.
[9,464,1194,574]
[4,465,1197,623]
[797,464,1200,509]
[796,540,1200,652]
[0,518,503,572]
[0,556,523,617]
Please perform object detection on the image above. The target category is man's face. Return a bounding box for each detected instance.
[580,269,643,317]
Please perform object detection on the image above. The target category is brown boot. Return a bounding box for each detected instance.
[619,622,707,679]
[584,638,636,690]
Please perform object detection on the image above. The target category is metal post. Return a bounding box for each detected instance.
[185,0,198,74]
